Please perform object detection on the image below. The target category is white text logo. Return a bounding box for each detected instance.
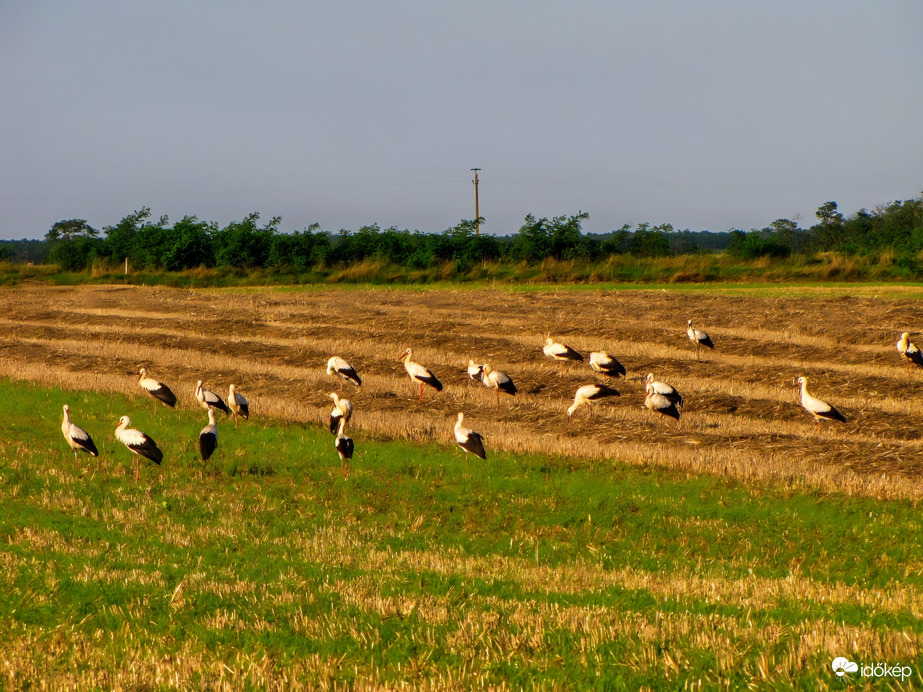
[832,657,913,681]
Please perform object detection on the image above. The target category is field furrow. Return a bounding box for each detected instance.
[3,284,923,501]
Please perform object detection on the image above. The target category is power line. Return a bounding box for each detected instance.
[2,178,914,203]
[0,179,471,202]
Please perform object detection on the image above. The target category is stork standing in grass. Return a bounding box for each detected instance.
[543,337,583,364]
[334,418,354,478]
[645,373,684,407]
[61,404,98,464]
[198,409,218,462]
[796,376,846,429]
[589,351,626,378]
[195,380,230,415]
[567,383,620,421]
[482,364,517,406]
[454,412,486,461]
[645,383,681,423]
[137,368,177,408]
[896,332,923,371]
[328,392,353,434]
[228,384,249,427]
[326,356,362,390]
[687,320,714,362]
[115,416,163,482]
[398,348,443,401]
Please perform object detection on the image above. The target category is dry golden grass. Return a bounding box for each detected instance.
[2,283,923,501]
[3,516,918,689]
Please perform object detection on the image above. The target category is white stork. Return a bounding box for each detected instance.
[543,337,583,363]
[467,359,485,384]
[896,332,923,370]
[61,404,98,463]
[228,384,249,427]
[796,376,846,429]
[398,348,443,401]
[687,320,715,361]
[115,416,163,481]
[195,380,230,415]
[481,364,517,406]
[328,392,353,434]
[137,368,177,408]
[454,412,486,461]
[335,418,354,478]
[589,351,626,378]
[326,356,362,389]
[567,383,620,421]
[198,409,218,462]
[645,373,684,407]
[645,383,680,423]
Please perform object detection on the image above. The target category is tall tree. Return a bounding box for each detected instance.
[811,201,846,250]
[45,219,102,270]
[769,218,805,252]
[103,207,151,265]
[212,213,279,268]
[46,219,98,241]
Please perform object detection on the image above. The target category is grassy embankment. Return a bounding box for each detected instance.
[1,379,920,689]
[2,250,921,288]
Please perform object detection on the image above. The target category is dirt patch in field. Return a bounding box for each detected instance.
[2,283,922,499]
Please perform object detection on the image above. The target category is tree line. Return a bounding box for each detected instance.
[1,194,921,273]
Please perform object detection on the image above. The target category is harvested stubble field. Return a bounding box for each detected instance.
[1,284,922,499]
[1,283,922,689]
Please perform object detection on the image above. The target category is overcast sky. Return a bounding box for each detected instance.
[2,1,921,240]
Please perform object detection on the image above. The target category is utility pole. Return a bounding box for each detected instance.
[470,168,481,235]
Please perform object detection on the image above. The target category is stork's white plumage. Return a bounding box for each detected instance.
[138,368,177,408]
[796,376,846,429]
[61,404,98,463]
[326,356,362,389]
[896,332,923,370]
[589,351,626,378]
[482,364,517,406]
[198,409,218,462]
[328,392,353,434]
[195,380,230,415]
[228,384,249,427]
[335,418,354,478]
[645,373,684,407]
[398,348,443,401]
[454,412,486,461]
[687,320,714,361]
[543,337,583,363]
[645,384,680,423]
[467,360,485,384]
[115,415,163,481]
[567,383,620,420]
